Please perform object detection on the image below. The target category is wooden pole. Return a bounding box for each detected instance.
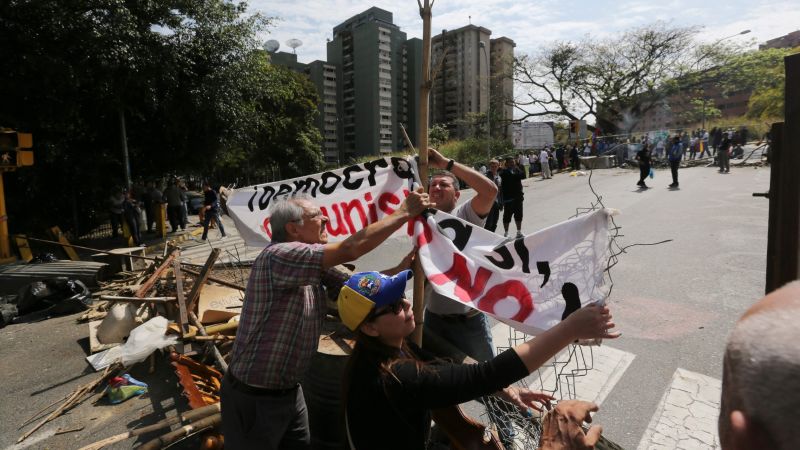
[411,0,434,346]
[138,413,222,450]
[77,403,221,450]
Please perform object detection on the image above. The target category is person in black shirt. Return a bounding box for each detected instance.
[500,157,526,238]
[201,182,226,240]
[339,271,620,450]
[635,144,652,189]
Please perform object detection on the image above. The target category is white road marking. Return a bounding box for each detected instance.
[637,368,721,450]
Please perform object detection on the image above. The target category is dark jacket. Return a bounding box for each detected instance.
[345,342,527,450]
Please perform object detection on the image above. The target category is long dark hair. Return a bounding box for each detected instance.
[341,327,433,417]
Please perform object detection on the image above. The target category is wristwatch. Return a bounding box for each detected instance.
[446,159,455,171]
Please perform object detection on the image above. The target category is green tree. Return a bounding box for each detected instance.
[514,22,699,134]
[428,123,450,148]
[0,0,322,235]
[677,97,721,126]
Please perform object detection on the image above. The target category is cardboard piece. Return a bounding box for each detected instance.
[198,285,243,324]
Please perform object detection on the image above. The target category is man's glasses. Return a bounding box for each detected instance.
[369,298,409,320]
[292,210,324,222]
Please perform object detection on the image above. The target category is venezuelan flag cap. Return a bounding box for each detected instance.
[338,270,412,331]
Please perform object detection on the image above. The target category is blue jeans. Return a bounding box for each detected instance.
[424,310,495,361]
[202,208,226,240]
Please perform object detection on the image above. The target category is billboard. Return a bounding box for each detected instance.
[512,122,555,150]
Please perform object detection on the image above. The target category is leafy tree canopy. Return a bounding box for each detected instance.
[0,0,323,234]
[513,22,794,134]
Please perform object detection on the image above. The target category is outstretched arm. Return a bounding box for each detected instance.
[322,188,432,270]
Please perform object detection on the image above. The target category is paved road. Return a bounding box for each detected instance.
[353,161,770,449]
[0,161,769,450]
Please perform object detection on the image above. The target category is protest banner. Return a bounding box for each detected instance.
[415,208,613,334]
[226,157,418,247]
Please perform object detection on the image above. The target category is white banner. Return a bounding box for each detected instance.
[227,157,418,247]
[415,208,613,335]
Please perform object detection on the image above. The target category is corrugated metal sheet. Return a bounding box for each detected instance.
[0,261,109,294]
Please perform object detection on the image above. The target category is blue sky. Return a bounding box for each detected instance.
[249,0,800,63]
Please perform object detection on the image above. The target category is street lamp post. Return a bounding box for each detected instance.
[479,41,490,159]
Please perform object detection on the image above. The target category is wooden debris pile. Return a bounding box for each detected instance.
[18,243,248,450]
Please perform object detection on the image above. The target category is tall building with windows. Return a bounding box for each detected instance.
[268,51,340,166]
[328,7,419,161]
[430,25,515,139]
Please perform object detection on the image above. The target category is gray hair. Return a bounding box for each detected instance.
[269,198,306,243]
[721,302,800,450]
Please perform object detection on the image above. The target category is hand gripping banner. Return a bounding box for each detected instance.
[415,208,613,335]
[226,157,419,247]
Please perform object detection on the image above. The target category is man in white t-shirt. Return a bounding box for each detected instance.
[424,148,518,446]
[540,148,552,179]
[518,153,529,178]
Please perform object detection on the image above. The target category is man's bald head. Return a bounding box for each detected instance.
[719,281,800,450]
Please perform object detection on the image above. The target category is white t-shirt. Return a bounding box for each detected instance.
[539,150,549,163]
[518,155,529,166]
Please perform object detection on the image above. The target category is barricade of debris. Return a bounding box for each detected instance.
[11,239,246,449]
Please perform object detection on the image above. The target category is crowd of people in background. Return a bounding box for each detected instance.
[474,125,755,194]
[107,178,230,246]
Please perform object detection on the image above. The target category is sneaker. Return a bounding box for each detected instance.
[641,183,649,189]
[516,231,524,238]
[637,181,644,186]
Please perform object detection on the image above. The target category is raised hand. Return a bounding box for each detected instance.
[540,400,602,450]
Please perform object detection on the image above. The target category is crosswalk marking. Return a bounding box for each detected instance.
[637,368,721,450]
[490,323,635,406]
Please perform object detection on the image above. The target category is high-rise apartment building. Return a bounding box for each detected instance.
[268,51,340,166]
[430,25,515,139]
[328,7,420,161]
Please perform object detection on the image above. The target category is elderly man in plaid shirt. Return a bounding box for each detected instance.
[221,188,431,449]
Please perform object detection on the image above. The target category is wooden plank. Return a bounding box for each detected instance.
[173,257,191,354]
[185,248,221,314]
[99,295,176,303]
[188,311,228,373]
[49,226,80,261]
[134,251,177,299]
[13,234,32,262]
[21,236,245,290]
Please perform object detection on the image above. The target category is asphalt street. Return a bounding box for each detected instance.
[0,160,770,450]
[353,161,771,449]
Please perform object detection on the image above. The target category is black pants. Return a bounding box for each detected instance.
[484,202,500,232]
[571,157,580,171]
[220,376,310,450]
[670,160,680,185]
[110,212,123,238]
[502,198,523,225]
[167,205,185,231]
[719,150,730,172]
[639,165,650,184]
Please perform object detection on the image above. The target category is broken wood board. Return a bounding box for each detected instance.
[198,284,243,324]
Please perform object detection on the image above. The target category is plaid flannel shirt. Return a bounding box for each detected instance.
[228,241,349,389]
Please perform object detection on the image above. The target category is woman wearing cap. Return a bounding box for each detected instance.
[339,270,620,450]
